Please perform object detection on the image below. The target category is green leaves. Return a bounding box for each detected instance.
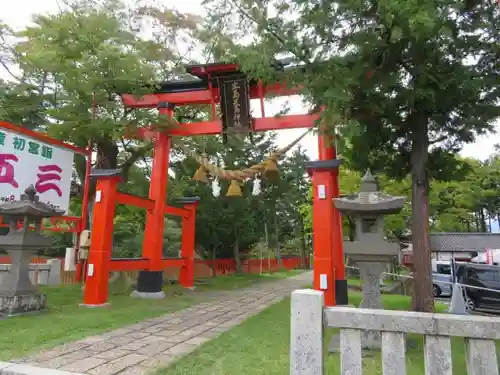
[389,26,403,42]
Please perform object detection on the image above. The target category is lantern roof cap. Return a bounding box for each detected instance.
[333,170,406,215]
[0,185,64,217]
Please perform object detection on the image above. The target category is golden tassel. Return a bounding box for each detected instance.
[192,166,209,183]
[226,180,243,197]
[263,159,279,183]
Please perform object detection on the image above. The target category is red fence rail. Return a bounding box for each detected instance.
[0,256,306,285]
[0,216,81,233]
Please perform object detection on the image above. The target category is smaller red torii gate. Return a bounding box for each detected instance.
[83,61,348,307]
[82,168,198,305]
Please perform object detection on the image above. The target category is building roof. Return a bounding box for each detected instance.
[430,233,500,252]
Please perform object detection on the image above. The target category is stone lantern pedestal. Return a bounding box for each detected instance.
[328,170,405,352]
[0,186,64,317]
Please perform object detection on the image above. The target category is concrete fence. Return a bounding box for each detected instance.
[0,259,61,285]
[290,289,500,375]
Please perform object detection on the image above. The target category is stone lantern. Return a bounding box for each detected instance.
[332,170,405,350]
[0,185,64,316]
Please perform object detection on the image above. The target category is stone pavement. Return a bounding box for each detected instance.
[8,271,312,375]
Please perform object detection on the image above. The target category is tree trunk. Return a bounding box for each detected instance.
[82,141,118,229]
[297,213,308,268]
[410,119,434,313]
[264,220,271,270]
[232,218,243,273]
[273,206,282,268]
[479,208,486,233]
[347,216,356,241]
[75,139,148,230]
[233,239,242,273]
[210,247,216,277]
[264,220,270,250]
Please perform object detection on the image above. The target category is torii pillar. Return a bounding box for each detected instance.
[177,197,200,289]
[134,101,173,298]
[305,135,347,307]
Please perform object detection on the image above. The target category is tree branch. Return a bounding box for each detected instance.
[119,138,153,180]
[227,0,312,65]
[428,123,471,145]
[0,58,21,82]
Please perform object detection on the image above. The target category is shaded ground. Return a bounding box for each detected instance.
[0,270,302,360]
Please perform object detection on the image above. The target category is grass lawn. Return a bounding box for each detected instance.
[156,292,499,375]
[0,270,302,361]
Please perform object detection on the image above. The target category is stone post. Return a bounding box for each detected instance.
[290,289,324,375]
[47,258,62,285]
[36,264,50,284]
[357,261,387,349]
[358,262,385,310]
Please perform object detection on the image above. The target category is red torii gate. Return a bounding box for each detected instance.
[84,61,347,307]
[82,168,198,305]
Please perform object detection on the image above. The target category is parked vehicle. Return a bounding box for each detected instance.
[431,260,453,297]
[455,263,500,312]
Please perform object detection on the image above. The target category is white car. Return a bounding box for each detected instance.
[432,260,453,297]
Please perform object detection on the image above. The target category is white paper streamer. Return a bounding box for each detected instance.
[212,178,221,197]
[252,178,261,196]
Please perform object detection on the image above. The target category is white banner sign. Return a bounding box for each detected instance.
[0,129,74,213]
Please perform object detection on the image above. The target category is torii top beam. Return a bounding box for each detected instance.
[120,61,319,136]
